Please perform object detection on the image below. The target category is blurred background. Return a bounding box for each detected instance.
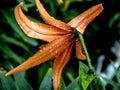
[0,0,120,90]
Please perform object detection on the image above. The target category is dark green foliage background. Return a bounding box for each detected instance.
[0,0,120,90]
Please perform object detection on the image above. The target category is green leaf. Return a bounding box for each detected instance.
[39,68,52,90]
[109,12,120,28]
[38,63,49,84]
[0,34,31,53]
[66,77,79,90]
[70,0,93,3]
[0,71,17,90]
[1,10,38,46]
[1,10,26,41]
[79,61,89,74]
[0,61,13,71]
[81,71,96,90]
[14,72,33,90]
[116,67,120,83]
[78,61,96,90]
[0,44,24,64]
[88,76,105,90]
[90,23,99,31]
[59,77,66,90]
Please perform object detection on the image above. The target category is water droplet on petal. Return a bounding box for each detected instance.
[21,26,23,29]
[55,50,58,54]
[22,24,25,26]
[30,21,34,25]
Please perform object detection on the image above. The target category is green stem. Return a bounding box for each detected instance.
[75,31,93,70]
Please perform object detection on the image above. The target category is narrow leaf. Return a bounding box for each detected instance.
[0,71,17,90]
[1,10,26,41]
[14,72,33,90]
[39,68,52,90]
[116,67,120,83]
[0,34,31,53]
[66,77,79,90]
[0,44,24,64]
[88,76,105,90]
[59,77,66,90]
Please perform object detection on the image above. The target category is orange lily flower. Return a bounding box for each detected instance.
[5,0,103,90]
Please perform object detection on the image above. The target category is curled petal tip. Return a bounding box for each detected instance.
[68,3,104,34]
[100,3,103,6]
[20,2,23,6]
[96,3,104,10]
[5,73,9,77]
[57,0,63,4]
[101,4,104,10]
[5,70,16,76]
[99,3,103,6]
[76,3,104,34]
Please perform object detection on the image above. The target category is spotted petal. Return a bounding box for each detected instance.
[5,34,75,76]
[36,0,73,31]
[68,4,103,34]
[52,44,73,90]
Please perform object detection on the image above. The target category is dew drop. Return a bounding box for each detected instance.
[30,21,34,25]
[21,26,23,29]
[28,31,34,37]
[22,23,25,26]
[55,50,58,54]
[18,22,20,25]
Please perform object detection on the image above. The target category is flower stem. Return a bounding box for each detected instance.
[75,31,93,70]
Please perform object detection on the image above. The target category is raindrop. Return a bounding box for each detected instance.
[18,22,20,25]
[22,23,25,26]
[20,26,23,29]
[30,21,34,25]
[55,50,58,54]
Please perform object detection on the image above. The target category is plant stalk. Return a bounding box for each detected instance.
[76,31,93,70]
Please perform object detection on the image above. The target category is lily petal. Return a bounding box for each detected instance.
[5,34,75,76]
[68,4,103,34]
[36,0,73,31]
[75,39,86,60]
[57,0,63,4]
[52,44,73,90]
[15,3,69,36]
[17,23,63,42]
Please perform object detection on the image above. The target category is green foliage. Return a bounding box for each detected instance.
[116,67,120,83]
[0,71,17,90]
[60,61,105,90]
[14,72,33,90]
[102,66,120,90]
[0,0,120,90]
[39,68,52,90]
